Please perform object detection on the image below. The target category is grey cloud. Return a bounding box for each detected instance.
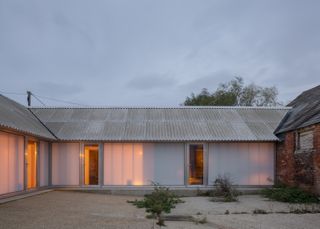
[34,82,83,97]
[179,71,235,93]
[0,0,319,106]
[127,74,177,90]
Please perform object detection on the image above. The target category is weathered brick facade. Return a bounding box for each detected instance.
[276,124,320,194]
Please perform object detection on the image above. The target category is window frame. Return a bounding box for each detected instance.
[295,128,315,153]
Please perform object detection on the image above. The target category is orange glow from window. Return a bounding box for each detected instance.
[84,145,99,185]
[27,141,37,189]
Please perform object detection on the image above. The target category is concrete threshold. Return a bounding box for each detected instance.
[53,186,264,196]
[0,189,52,205]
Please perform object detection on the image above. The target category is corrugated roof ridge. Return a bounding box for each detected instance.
[0,94,56,140]
[30,106,291,110]
[28,108,59,140]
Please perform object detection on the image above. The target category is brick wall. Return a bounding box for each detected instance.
[314,125,320,194]
[276,124,320,194]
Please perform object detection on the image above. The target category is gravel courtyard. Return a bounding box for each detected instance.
[0,191,319,229]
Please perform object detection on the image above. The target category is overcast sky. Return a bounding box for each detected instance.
[0,0,319,107]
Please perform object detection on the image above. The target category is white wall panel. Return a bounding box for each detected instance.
[104,143,113,184]
[152,143,184,185]
[52,143,79,185]
[104,143,184,185]
[8,134,24,192]
[209,142,274,185]
[0,131,24,195]
[0,132,9,194]
[39,141,49,187]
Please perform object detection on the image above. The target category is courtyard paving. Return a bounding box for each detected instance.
[0,191,319,229]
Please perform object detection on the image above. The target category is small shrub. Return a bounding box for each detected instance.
[211,174,240,202]
[128,182,184,226]
[261,185,319,203]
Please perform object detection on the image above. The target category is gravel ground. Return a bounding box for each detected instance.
[0,191,319,229]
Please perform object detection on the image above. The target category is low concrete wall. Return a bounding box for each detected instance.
[52,186,268,196]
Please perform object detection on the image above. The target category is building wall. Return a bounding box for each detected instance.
[276,124,320,194]
[39,141,49,187]
[50,141,276,187]
[0,131,24,195]
[104,143,185,185]
[315,125,320,194]
[209,142,274,185]
[52,143,80,186]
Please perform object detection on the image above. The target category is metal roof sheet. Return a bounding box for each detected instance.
[0,95,55,139]
[31,106,289,141]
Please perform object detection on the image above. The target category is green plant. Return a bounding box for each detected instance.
[128,183,184,227]
[261,185,319,203]
[211,174,240,202]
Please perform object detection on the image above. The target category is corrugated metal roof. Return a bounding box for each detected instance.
[0,95,55,139]
[31,106,290,141]
[275,85,320,134]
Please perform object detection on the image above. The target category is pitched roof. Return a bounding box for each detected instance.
[0,95,55,139]
[275,85,320,134]
[30,106,289,142]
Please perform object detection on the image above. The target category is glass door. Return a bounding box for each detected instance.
[27,141,37,189]
[188,144,204,185]
[84,145,99,185]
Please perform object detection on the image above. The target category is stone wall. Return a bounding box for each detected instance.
[276,124,320,194]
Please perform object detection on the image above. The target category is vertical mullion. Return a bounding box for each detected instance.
[184,143,188,186]
[48,142,52,187]
[24,136,28,190]
[36,141,40,188]
[79,142,83,186]
[99,143,104,187]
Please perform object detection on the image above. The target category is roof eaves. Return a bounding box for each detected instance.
[30,106,292,110]
[0,123,56,141]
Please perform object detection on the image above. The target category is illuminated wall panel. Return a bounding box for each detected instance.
[208,143,274,185]
[0,131,24,195]
[104,143,184,185]
[52,143,80,185]
[39,141,49,187]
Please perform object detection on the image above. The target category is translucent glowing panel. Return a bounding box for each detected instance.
[104,143,144,185]
[52,143,80,185]
[209,143,274,185]
[188,144,204,185]
[104,143,184,185]
[0,132,24,195]
[27,141,37,189]
[39,141,49,187]
[84,145,99,185]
